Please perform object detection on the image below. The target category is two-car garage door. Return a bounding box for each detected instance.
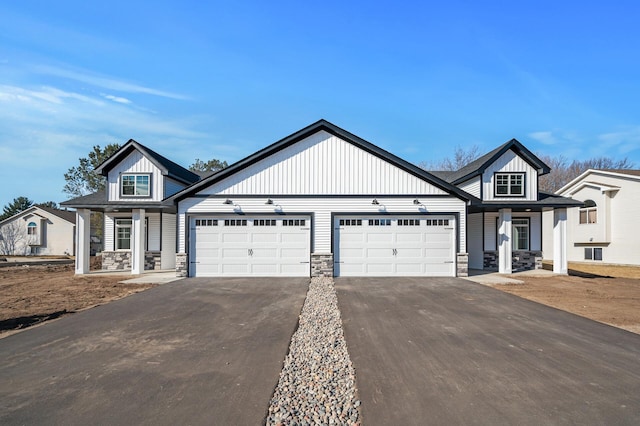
[189,216,310,277]
[189,214,456,277]
[334,215,456,277]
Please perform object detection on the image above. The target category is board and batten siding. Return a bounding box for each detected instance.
[482,150,538,201]
[177,197,466,254]
[161,213,176,269]
[467,213,483,269]
[107,150,164,202]
[457,177,481,198]
[484,211,542,251]
[197,131,448,196]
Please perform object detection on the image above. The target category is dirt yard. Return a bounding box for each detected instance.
[0,263,156,337]
[492,269,640,334]
[1,260,639,338]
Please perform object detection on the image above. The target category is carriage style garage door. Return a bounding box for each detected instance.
[189,216,311,277]
[334,215,456,277]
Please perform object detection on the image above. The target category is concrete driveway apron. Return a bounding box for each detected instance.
[0,277,308,426]
[336,277,640,426]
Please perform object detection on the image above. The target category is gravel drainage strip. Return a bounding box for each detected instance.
[267,277,361,425]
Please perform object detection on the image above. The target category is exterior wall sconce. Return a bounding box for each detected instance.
[266,198,274,205]
[372,198,380,205]
[224,199,233,205]
[413,199,421,205]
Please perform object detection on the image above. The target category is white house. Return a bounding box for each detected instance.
[62,140,201,274]
[0,206,76,256]
[64,120,580,277]
[543,169,640,266]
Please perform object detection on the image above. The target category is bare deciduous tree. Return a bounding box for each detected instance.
[419,145,481,171]
[0,221,27,255]
[538,155,635,193]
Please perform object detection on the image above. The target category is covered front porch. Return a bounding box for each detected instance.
[467,195,582,274]
[74,207,177,275]
[61,191,179,275]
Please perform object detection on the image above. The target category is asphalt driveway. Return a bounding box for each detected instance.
[0,277,308,425]
[336,277,640,426]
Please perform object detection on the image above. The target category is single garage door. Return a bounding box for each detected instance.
[334,215,456,277]
[190,216,311,277]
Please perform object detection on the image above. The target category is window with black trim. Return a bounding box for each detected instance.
[283,219,306,226]
[121,174,150,196]
[116,219,132,250]
[224,219,247,226]
[339,219,362,226]
[495,173,524,196]
[579,199,597,224]
[584,247,603,261]
[368,219,391,226]
[512,218,529,250]
[255,219,276,226]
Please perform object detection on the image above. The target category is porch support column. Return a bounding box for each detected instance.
[553,208,568,274]
[75,209,91,275]
[131,208,146,275]
[498,208,512,274]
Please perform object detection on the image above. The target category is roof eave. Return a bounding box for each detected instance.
[170,120,471,203]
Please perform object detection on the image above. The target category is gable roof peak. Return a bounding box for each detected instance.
[94,139,200,185]
[441,137,550,185]
[168,119,472,203]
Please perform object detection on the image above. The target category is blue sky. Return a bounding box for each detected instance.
[1,1,639,207]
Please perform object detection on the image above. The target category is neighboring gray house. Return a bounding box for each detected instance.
[0,206,76,256]
[543,169,640,266]
[64,120,580,277]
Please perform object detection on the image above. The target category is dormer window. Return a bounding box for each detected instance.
[579,199,597,224]
[495,173,524,197]
[121,174,150,197]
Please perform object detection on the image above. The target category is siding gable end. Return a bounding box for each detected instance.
[196,131,448,196]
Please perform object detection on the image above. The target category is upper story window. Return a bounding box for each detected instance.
[121,174,150,197]
[27,222,37,235]
[495,173,524,197]
[579,199,597,224]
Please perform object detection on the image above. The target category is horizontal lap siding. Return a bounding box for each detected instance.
[178,197,466,254]
[458,177,481,198]
[485,211,541,251]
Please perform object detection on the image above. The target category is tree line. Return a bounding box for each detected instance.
[420,145,634,193]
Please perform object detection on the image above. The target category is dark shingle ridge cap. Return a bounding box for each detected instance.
[169,119,471,203]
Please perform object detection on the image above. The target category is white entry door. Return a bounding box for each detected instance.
[190,216,310,277]
[334,216,456,277]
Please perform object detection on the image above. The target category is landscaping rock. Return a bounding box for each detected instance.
[267,277,360,425]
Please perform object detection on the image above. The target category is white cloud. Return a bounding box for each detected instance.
[101,93,132,104]
[33,64,190,100]
[528,131,557,145]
